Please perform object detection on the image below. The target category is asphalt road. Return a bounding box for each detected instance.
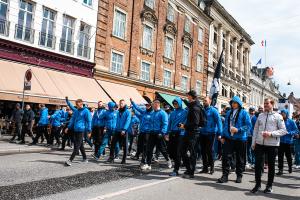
[0,148,299,200]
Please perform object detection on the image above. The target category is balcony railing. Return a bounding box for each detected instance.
[14,24,35,43]
[59,39,74,54]
[0,19,9,36]
[39,32,56,49]
[77,44,91,59]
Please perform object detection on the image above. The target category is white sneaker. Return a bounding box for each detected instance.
[167,160,172,169]
[82,159,89,163]
[65,160,72,166]
[295,165,300,169]
[141,164,151,171]
[246,164,251,169]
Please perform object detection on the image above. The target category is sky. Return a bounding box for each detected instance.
[218,0,300,97]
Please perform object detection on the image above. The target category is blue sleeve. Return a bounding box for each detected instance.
[167,112,173,133]
[68,113,75,129]
[221,113,229,137]
[289,120,299,135]
[238,111,251,134]
[214,110,223,136]
[131,101,145,114]
[86,110,92,132]
[92,113,96,127]
[123,110,132,131]
[66,99,76,112]
[161,112,169,135]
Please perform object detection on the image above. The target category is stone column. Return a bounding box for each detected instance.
[217,24,223,57]
[225,31,230,73]
[233,37,238,74]
[239,44,244,74]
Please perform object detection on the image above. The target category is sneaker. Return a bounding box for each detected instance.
[114,156,120,161]
[217,176,228,183]
[246,163,251,169]
[169,171,179,177]
[91,153,99,161]
[276,170,283,176]
[182,173,194,179]
[264,186,273,194]
[152,157,159,163]
[236,176,242,183]
[82,159,88,163]
[295,165,300,169]
[141,164,151,171]
[250,184,261,194]
[209,168,215,175]
[18,141,25,144]
[199,169,209,174]
[131,156,139,160]
[65,160,72,166]
[106,158,114,163]
[251,164,255,169]
[288,168,292,174]
[167,160,172,169]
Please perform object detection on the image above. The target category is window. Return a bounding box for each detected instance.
[60,15,74,53]
[163,70,171,87]
[78,22,91,58]
[142,25,153,50]
[184,18,190,33]
[141,61,151,81]
[144,0,155,9]
[182,46,190,67]
[230,39,233,55]
[111,51,124,74]
[196,54,203,72]
[83,0,92,6]
[39,7,55,48]
[15,0,34,42]
[213,27,218,44]
[0,0,8,35]
[167,4,174,22]
[113,8,126,39]
[181,76,188,92]
[196,80,202,96]
[198,27,203,43]
[164,36,173,59]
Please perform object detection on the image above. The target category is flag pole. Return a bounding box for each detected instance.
[264,40,267,68]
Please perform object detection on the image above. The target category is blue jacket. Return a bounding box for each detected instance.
[221,96,251,141]
[92,108,106,127]
[248,115,257,137]
[68,107,92,133]
[168,97,187,136]
[116,106,131,132]
[66,99,77,112]
[131,100,153,133]
[38,107,49,126]
[280,109,299,144]
[103,102,118,131]
[152,109,169,135]
[127,115,140,135]
[200,106,222,136]
[50,110,63,127]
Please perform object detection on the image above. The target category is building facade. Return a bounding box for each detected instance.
[204,0,254,110]
[94,0,213,101]
[249,66,281,109]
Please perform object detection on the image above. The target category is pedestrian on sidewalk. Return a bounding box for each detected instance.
[251,98,287,194]
[168,97,187,177]
[276,109,298,175]
[49,105,63,146]
[107,99,131,164]
[19,104,35,144]
[199,97,222,175]
[217,96,251,184]
[32,104,49,145]
[65,99,92,166]
[9,103,23,142]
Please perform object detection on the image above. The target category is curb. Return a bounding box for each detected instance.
[0,147,51,155]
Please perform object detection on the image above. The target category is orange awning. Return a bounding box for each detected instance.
[0,59,110,106]
[97,80,147,105]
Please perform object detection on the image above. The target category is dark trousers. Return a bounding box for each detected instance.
[70,132,87,161]
[33,125,49,144]
[247,136,255,165]
[222,139,246,177]
[110,131,128,163]
[21,123,34,142]
[200,134,216,170]
[255,144,278,187]
[181,133,197,175]
[61,128,73,149]
[11,122,22,140]
[278,143,293,171]
[135,134,144,158]
[50,126,61,145]
[92,126,105,155]
[146,133,169,165]
[168,132,184,172]
[141,134,150,164]
[128,134,136,153]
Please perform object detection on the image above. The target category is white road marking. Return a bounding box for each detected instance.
[88,177,179,200]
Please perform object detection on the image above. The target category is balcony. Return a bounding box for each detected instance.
[0,19,9,36]
[39,32,56,49]
[59,39,74,54]
[77,44,91,59]
[14,24,35,43]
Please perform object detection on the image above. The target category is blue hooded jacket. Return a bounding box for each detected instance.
[152,109,169,135]
[280,109,299,144]
[168,97,187,136]
[116,105,131,132]
[127,114,140,135]
[50,110,63,127]
[200,106,222,136]
[103,102,118,131]
[248,115,257,137]
[92,107,106,127]
[38,107,49,126]
[221,96,251,141]
[68,107,92,133]
[131,100,153,134]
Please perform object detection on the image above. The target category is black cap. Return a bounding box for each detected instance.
[187,90,197,98]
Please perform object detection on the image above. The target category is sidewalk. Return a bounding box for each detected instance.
[0,135,51,155]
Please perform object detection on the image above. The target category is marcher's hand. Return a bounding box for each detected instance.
[65,128,68,134]
[178,123,185,129]
[218,136,222,141]
[230,127,238,134]
[295,134,300,139]
[87,132,91,138]
[65,96,68,101]
[48,115,51,119]
[121,131,125,135]
[263,131,271,138]
[164,135,169,141]
[130,98,133,102]
[221,138,225,144]
[252,144,256,150]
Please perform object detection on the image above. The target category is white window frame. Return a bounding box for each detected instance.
[16,0,34,41]
[82,0,92,7]
[140,60,151,81]
[182,45,190,67]
[181,76,188,92]
[142,23,153,50]
[184,18,190,33]
[110,50,124,74]
[198,27,203,43]
[163,69,172,87]
[167,3,174,22]
[144,0,155,9]
[164,35,174,59]
[40,7,56,48]
[196,80,202,96]
[112,7,127,40]
[196,53,203,72]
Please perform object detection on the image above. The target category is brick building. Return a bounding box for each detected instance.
[94,0,213,103]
